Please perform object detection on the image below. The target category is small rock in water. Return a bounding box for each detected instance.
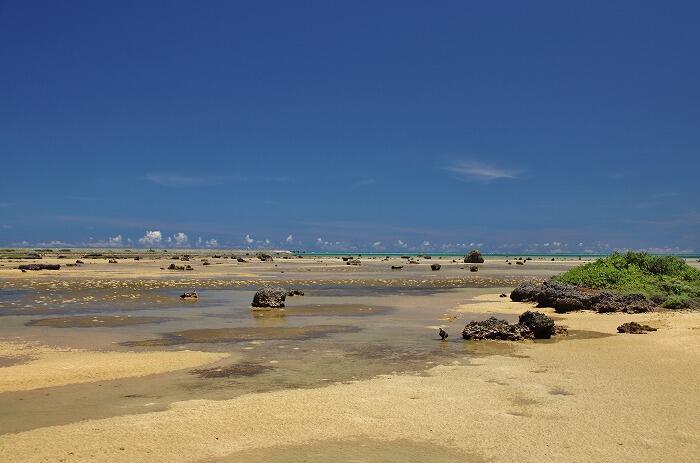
[430,263,441,271]
[252,286,287,308]
[287,289,304,297]
[438,328,448,340]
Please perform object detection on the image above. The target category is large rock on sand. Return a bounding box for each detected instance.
[510,281,656,314]
[518,311,556,339]
[464,250,485,264]
[252,287,287,308]
[462,317,533,341]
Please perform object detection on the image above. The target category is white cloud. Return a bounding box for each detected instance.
[446,160,520,183]
[108,235,123,245]
[397,240,408,248]
[372,241,382,247]
[138,230,162,246]
[422,241,431,247]
[264,239,270,245]
[172,232,189,246]
[245,234,254,244]
[205,238,219,248]
[286,234,294,243]
[146,173,215,187]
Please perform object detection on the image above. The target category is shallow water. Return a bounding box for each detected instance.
[0,285,520,434]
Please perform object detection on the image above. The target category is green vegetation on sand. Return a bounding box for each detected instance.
[554,252,700,309]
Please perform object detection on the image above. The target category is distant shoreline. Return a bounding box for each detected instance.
[2,248,699,259]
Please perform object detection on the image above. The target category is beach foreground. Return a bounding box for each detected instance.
[0,253,698,462]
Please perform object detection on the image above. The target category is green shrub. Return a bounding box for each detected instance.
[554,251,700,309]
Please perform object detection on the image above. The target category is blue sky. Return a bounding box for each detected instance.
[1,1,698,253]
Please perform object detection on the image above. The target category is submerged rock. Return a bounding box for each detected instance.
[180,291,198,300]
[617,322,657,334]
[252,286,287,308]
[287,289,305,297]
[464,250,485,264]
[510,281,657,314]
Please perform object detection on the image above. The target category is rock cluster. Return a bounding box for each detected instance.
[617,322,657,334]
[510,281,657,313]
[18,264,60,271]
[462,311,565,340]
[252,286,287,308]
[287,289,304,296]
[346,259,361,266]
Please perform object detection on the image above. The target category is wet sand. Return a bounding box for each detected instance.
[0,253,698,462]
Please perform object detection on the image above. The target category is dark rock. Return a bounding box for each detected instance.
[18,264,60,271]
[180,291,198,300]
[464,250,485,264]
[510,282,541,302]
[75,260,84,264]
[469,265,479,272]
[499,293,507,298]
[430,263,441,271]
[518,311,556,339]
[391,265,403,270]
[185,265,193,271]
[462,317,533,341]
[252,287,287,308]
[510,281,657,314]
[287,289,304,296]
[256,253,273,262]
[108,259,117,264]
[438,328,448,340]
[341,256,353,262]
[617,322,657,334]
[423,255,432,259]
[236,257,247,263]
[346,259,361,266]
[516,261,525,265]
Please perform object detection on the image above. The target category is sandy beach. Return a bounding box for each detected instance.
[0,252,698,462]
